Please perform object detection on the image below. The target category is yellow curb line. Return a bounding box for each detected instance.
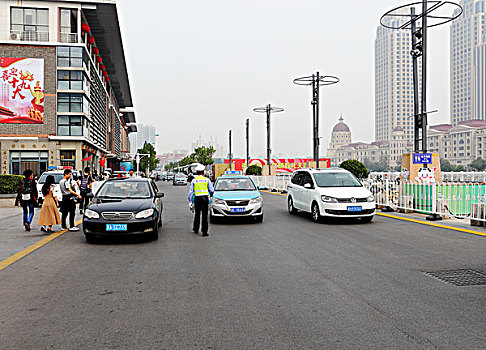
[260,190,486,238]
[0,219,83,272]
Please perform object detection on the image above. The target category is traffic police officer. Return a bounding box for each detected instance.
[188,164,214,236]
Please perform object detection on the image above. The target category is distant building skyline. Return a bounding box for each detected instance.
[129,124,156,154]
[375,9,422,143]
[450,0,486,125]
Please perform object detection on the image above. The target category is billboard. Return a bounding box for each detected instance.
[226,158,331,173]
[0,57,44,124]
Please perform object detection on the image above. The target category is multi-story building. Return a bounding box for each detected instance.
[129,123,156,154]
[0,0,136,175]
[191,135,224,158]
[450,0,486,125]
[375,10,422,143]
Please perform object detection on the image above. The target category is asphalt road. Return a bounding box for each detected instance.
[1,181,486,349]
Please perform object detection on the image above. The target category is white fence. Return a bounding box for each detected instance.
[252,174,486,224]
[370,172,486,183]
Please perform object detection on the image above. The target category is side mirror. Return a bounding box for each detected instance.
[155,192,164,198]
[87,192,94,198]
[258,186,265,190]
[304,183,312,189]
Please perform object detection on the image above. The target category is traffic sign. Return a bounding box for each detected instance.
[413,153,432,164]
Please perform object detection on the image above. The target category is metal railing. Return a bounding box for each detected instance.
[250,175,291,193]
[10,30,49,42]
[60,32,78,43]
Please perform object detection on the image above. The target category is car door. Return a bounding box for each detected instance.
[151,181,163,215]
[290,171,305,209]
[300,172,316,213]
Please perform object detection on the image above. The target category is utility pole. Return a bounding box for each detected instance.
[253,104,284,175]
[246,118,250,170]
[294,73,339,168]
[228,130,232,171]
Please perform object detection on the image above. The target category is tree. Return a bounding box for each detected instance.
[469,158,486,171]
[179,154,197,167]
[440,158,453,172]
[339,159,368,179]
[246,164,262,175]
[194,146,216,165]
[363,156,390,172]
[137,142,159,173]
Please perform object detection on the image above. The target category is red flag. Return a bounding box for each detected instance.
[99,158,105,168]
[81,155,92,162]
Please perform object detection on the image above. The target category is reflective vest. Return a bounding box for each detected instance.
[194,176,209,196]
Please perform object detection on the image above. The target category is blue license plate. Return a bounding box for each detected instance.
[106,224,127,231]
[230,207,246,213]
[347,206,362,212]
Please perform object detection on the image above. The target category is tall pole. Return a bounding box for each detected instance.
[136,154,140,175]
[266,104,271,175]
[315,72,320,168]
[421,0,428,153]
[246,118,250,169]
[229,130,232,171]
[411,7,420,153]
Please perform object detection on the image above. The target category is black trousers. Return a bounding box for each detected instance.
[61,197,75,228]
[193,196,209,234]
[79,190,90,211]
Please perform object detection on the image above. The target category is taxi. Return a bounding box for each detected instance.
[210,173,263,223]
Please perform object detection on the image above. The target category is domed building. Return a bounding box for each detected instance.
[327,116,351,161]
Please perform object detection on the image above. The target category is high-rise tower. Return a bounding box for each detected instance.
[375,10,422,142]
[450,0,486,125]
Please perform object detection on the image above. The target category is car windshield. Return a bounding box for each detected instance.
[313,172,362,188]
[38,173,64,184]
[97,181,152,198]
[175,174,186,179]
[215,178,256,191]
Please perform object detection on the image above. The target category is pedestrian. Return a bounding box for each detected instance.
[127,169,136,178]
[78,167,93,214]
[59,169,82,231]
[92,169,100,181]
[15,169,38,231]
[187,164,214,236]
[38,175,61,234]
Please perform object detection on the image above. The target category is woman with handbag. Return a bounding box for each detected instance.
[15,169,38,231]
[37,175,61,234]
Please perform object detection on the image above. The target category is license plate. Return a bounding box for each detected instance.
[347,206,362,212]
[106,224,127,231]
[230,207,246,213]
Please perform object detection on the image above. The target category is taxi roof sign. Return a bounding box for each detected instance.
[224,170,243,175]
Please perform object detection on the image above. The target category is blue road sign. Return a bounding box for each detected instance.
[413,153,432,164]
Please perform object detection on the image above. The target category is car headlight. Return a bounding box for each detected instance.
[367,195,375,202]
[212,198,225,205]
[135,208,154,219]
[84,209,100,219]
[321,195,338,203]
[249,197,262,205]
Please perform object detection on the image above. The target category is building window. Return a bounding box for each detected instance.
[57,70,84,90]
[10,7,49,41]
[60,150,76,168]
[57,46,88,68]
[57,93,88,112]
[59,8,78,43]
[57,116,83,136]
[10,151,48,176]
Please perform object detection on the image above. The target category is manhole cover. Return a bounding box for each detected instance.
[424,269,486,286]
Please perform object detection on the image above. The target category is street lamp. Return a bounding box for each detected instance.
[293,72,339,168]
[253,104,284,175]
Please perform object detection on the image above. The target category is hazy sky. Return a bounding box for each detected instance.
[117,0,453,158]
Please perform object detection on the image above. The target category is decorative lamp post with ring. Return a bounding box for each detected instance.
[293,73,339,168]
[253,104,284,175]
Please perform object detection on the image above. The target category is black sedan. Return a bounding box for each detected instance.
[83,178,164,242]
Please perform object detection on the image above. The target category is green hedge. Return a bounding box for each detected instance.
[0,174,24,194]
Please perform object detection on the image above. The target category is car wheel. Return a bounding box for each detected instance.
[311,202,321,223]
[288,197,297,215]
[85,233,95,243]
[255,214,263,223]
[361,216,373,223]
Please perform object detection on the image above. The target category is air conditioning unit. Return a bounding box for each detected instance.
[10,33,21,40]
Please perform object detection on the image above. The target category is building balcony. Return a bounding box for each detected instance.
[60,32,79,43]
[10,30,49,42]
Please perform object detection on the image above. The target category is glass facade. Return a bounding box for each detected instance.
[57,46,89,69]
[10,7,49,41]
[57,116,83,136]
[10,151,48,176]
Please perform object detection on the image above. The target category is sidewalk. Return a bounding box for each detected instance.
[0,206,81,262]
[377,209,486,236]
